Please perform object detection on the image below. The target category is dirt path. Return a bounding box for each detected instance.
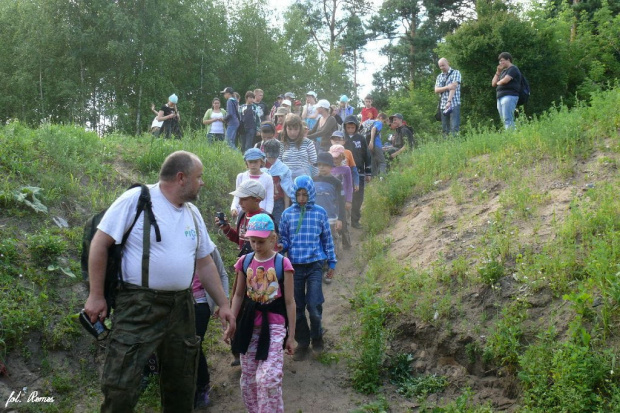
[205,227,371,412]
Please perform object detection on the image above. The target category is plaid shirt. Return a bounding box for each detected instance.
[435,69,462,110]
[279,176,337,269]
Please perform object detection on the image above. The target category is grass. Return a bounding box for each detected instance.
[349,87,620,409]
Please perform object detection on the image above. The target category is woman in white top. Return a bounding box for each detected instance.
[202,98,227,142]
[301,91,319,131]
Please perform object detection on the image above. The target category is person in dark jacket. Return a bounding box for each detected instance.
[342,115,371,229]
[222,86,240,149]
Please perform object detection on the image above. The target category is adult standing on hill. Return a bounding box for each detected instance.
[434,58,461,136]
[157,94,182,139]
[84,151,236,412]
[307,99,339,153]
[202,97,227,143]
[222,87,241,149]
[492,52,522,130]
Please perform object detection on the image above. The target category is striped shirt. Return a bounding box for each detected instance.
[280,138,318,179]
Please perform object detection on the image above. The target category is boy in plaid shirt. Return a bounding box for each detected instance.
[277,175,336,361]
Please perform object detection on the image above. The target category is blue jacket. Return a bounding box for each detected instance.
[279,175,336,269]
[224,98,240,126]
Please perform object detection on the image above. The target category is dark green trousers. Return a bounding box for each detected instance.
[101,284,200,413]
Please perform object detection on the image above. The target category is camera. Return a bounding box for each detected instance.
[216,212,227,227]
[79,309,109,340]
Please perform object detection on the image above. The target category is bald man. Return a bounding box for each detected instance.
[434,58,462,136]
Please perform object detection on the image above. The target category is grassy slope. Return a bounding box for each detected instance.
[0,88,619,411]
[350,88,620,411]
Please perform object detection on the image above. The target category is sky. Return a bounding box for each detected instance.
[267,0,388,100]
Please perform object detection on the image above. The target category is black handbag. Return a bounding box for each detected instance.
[435,103,442,121]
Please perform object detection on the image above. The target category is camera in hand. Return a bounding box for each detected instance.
[216,212,227,227]
[79,309,109,340]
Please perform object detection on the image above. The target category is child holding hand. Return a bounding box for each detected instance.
[231,214,296,413]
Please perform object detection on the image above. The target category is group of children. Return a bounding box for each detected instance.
[200,108,378,412]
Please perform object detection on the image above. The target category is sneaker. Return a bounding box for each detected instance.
[351,221,362,229]
[312,337,324,352]
[230,356,240,367]
[293,346,309,361]
[323,273,332,284]
[194,385,211,409]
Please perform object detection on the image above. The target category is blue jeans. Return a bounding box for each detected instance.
[293,261,324,347]
[226,124,239,149]
[207,133,224,143]
[497,95,518,130]
[271,198,285,227]
[441,104,460,136]
[242,128,256,153]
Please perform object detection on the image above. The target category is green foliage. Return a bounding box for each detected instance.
[389,353,448,400]
[477,256,505,285]
[518,327,619,412]
[349,285,392,394]
[431,388,495,412]
[350,396,390,413]
[484,301,529,368]
[27,231,68,267]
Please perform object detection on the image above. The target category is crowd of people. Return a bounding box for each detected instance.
[84,52,523,413]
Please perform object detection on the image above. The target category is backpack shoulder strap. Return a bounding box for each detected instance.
[242,252,255,276]
[274,253,284,281]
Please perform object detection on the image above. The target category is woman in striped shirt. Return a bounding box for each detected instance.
[280,114,318,179]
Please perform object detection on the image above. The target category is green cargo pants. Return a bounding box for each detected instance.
[100,284,200,413]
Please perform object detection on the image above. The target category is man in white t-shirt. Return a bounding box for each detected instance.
[84,150,235,412]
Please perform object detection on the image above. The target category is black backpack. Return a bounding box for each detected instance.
[518,69,530,106]
[81,184,161,311]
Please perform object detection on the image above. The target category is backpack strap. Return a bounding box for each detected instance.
[188,204,201,288]
[274,253,284,281]
[242,251,255,275]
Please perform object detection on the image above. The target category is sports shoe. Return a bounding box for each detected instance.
[351,221,362,229]
[194,385,211,409]
[323,273,332,284]
[312,336,324,352]
[293,346,309,361]
[230,355,240,366]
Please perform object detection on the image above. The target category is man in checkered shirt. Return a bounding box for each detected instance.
[434,57,462,136]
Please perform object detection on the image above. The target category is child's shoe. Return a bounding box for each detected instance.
[323,273,332,284]
[230,355,241,366]
[293,346,309,361]
[194,385,211,409]
[312,337,324,352]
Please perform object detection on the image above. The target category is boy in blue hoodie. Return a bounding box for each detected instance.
[277,176,336,361]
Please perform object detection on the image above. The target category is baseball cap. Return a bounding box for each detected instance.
[284,92,296,99]
[339,95,349,103]
[330,130,345,140]
[389,113,404,122]
[220,87,234,94]
[243,147,266,161]
[245,213,275,238]
[275,106,289,116]
[263,139,281,158]
[316,152,334,167]
[277,94,285,99]
[282,99,292,107]
[169,94,178,104]
[294,100,302,106]
[316,99,330,109]
[329,144,345,158]
[306,91,317,98]
[230,180,266,200]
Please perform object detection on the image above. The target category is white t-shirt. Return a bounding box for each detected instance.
[210,112,225,134]
[151,117,163,128]
[98,184,215,290]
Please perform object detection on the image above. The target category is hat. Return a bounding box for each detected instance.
[275,106,289,116]
[284,92,296,99]
[220,87,234,94]
[316,99,330,109]
[329,144,345,158]
[263,139,281,158]
[277,94,285,99]
[282,99,292,107]
[229,179,266,200]
[306,91,317,98]
[245,213,275,238]
[169,94,178,104]
[389,113,404,122]
[260,122,276,133]
[243,147,266,161]
[339,95,349,103]
[294,100,302,106]
[330,130,345,140]
[317,152,334,167]
[343,115,359,127]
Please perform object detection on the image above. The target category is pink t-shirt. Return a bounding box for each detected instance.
[234,253,294,325]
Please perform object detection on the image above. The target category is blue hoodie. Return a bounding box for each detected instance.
[279,175,337,269]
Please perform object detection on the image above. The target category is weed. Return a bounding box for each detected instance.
[389,353,447,400]
[484,301,529,368]
[477,256,504,285]
[350,396,390,413]
[27,230,67,267]
[431,388,495,412]
[430,202,446,224]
